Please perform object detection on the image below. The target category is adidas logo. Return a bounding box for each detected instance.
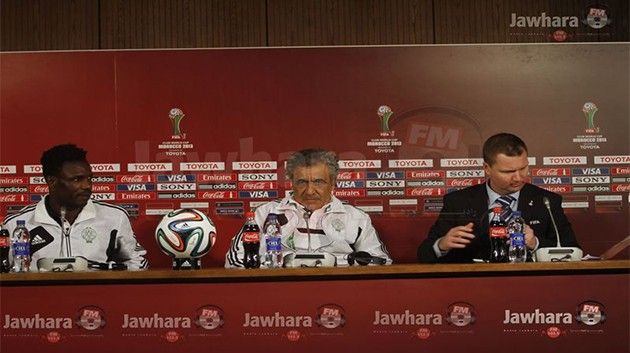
[31,235,46,245]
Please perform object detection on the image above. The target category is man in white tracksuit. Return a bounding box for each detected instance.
[225,148,391,268]
[3,144,148,271]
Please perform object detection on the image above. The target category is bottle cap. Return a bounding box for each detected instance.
[493,207,502,213]
[16,220,25,226]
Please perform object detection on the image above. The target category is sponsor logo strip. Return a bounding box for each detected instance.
[388,159,433,168]
[232,161,277,170]
[542,156,587,165]
[180,162,225,171]
[127,163,173,172]
[594,155,630,165]
[440,158,483,167]
[91,163,121,173]
[0,166,17,174]
[338,160,381,169]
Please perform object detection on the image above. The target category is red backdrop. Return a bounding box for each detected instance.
[1,44,628,267]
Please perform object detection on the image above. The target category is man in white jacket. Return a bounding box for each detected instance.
[3,144,148,271]
[225,148,391,268]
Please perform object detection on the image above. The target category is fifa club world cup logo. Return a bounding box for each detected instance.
[582,102,599,133]
[377,105,394,137]
[169,108,186,139]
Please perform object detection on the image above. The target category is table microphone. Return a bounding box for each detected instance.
[38,207,87,272]
[283,209,336,268]
[534,197,582,262]
[59,207,72,257]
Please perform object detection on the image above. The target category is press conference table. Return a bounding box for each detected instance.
[1,260,629,353]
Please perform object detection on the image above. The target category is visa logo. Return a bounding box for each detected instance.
[571,168,609,176]
[366,171,404,179]
[30,194,43,202]
[157,174,196,182]
[238,191,278,199]
[532,177,571,185]
[117,184,156,191]
[336,180,365,188]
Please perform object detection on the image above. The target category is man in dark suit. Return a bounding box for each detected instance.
[417,133,580,263]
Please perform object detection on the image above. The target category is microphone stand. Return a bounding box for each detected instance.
[533,197,582,262]
[60,207,72,257]
[38,207,86,272]
[304,209,312,252]
[283,208,336,267]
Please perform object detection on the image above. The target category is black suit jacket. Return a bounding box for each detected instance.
[417,183,580,263]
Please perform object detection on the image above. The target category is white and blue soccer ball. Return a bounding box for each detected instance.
[155,209,216,259]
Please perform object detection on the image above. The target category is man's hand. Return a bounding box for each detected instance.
[437,222,475,251]
[524,224,538,249]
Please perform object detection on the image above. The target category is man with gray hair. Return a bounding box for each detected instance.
[225,148,391,267]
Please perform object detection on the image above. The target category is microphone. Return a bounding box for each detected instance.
[39,206,85,272]
[543,197,561,248]
[534,197,582,262]
[283,208,336,268]
[304,209,313,252]
[59,207,72,257]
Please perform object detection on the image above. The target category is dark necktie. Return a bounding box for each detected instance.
[496,195,516,221]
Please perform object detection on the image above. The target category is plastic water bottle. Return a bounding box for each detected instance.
[508,211,527,263]
[12,220,31,272]
[0,224,11,273]
[263,214,283,268]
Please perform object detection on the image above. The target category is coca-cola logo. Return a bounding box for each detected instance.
[242,232,260,242]
[489,227,507,238]
[612,184,630,192]
[336,172,365,180]
[31,185,49,193]
[531,168,571,176]
[238,182,276,190]
[117,175,153,183]
[0,194,26,202]
[406,188,444,196]
[446,178,485,187]
[199,191,236,199]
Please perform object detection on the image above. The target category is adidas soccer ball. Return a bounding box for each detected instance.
[155,209,217,259]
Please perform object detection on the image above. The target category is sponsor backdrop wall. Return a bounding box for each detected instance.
[0,43,628,267]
